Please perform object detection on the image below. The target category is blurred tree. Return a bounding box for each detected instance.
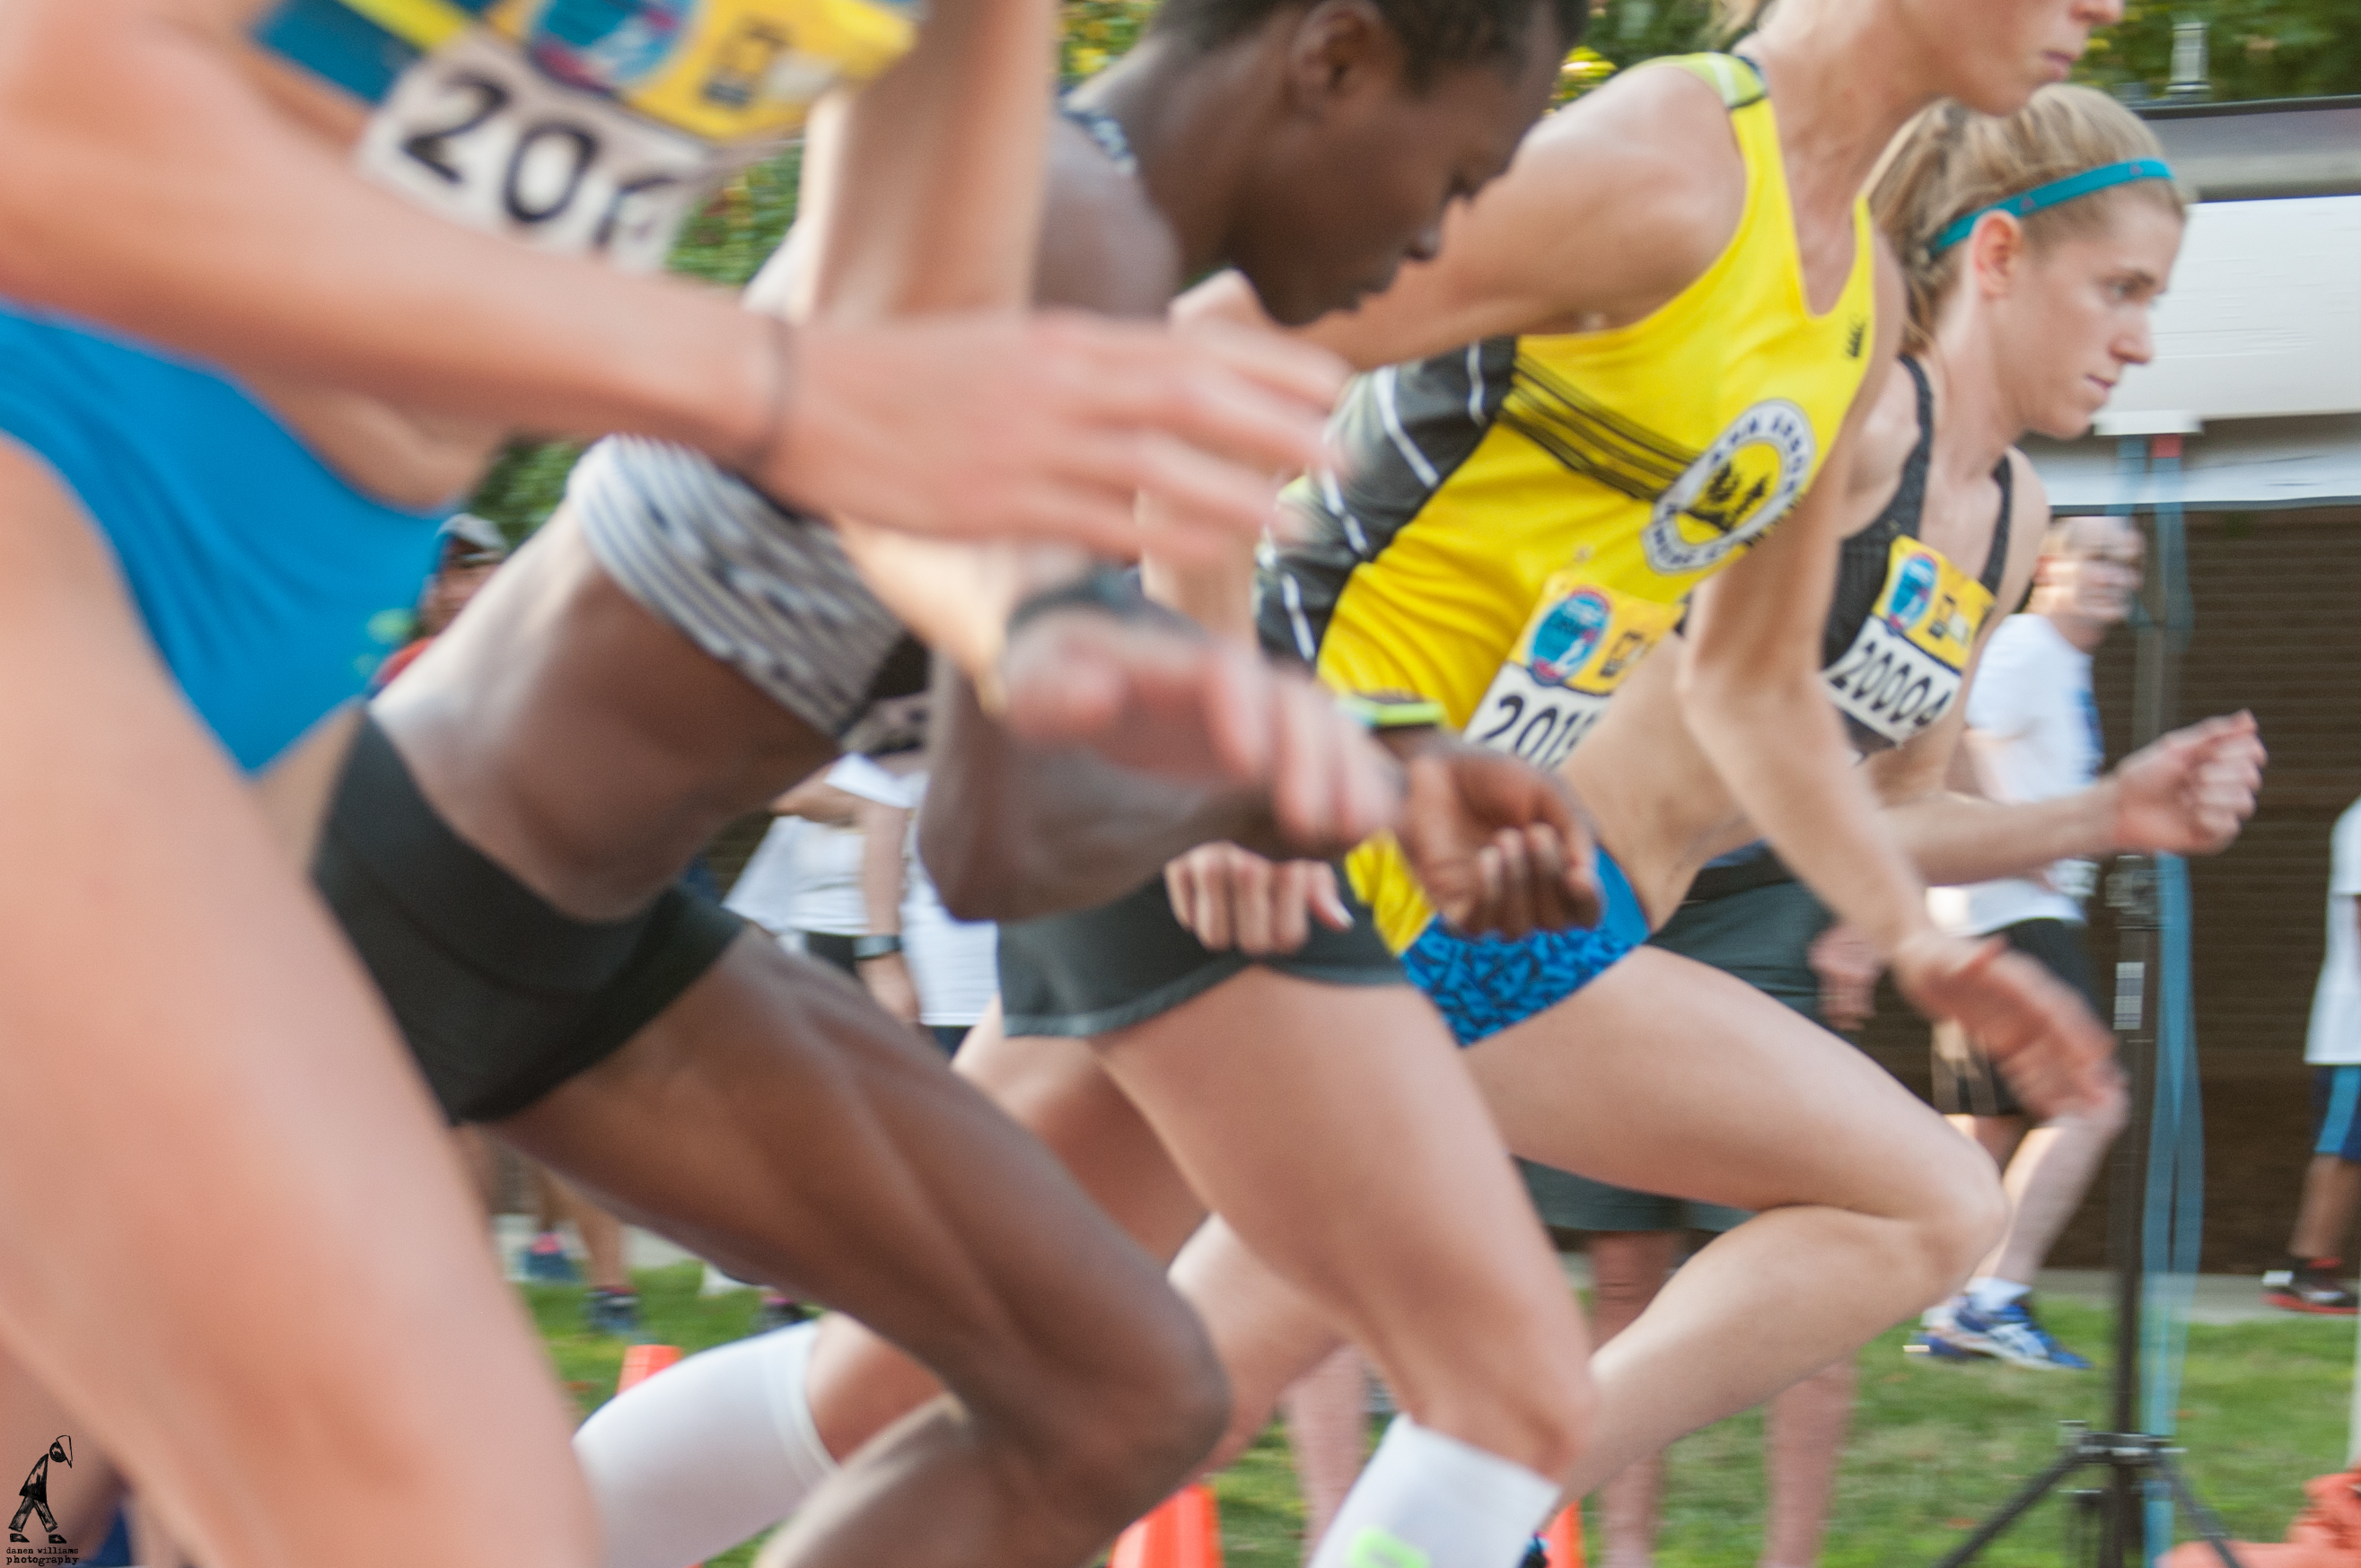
[2076,1,2361,101]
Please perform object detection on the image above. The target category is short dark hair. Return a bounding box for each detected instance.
[1149,0,1587,90]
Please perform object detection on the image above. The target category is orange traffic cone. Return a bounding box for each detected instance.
[610,1345,699,1568]
[1110,1483,1222,1568]
[1540,1505,1584,1568]
[617,1342,684,1390]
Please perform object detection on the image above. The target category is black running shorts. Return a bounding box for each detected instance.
[314,715,746,1122]
[1929,916,2098,1119]
[997,872,1405,1038]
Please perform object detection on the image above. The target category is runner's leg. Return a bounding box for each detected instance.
[0,445,591,1568]
[500,934,1225,1568]
[1584,1232,1677,1568]
[1096,969,1589,1568]
[1465,950,2005,1497]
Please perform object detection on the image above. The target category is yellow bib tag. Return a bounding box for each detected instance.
[1821,537,1996,745]
[1462,573,1682,767]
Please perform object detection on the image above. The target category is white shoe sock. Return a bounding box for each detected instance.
[574,1320,838,1568]
[1965,1277,2031,1316]
[1307,1417,1559,1568]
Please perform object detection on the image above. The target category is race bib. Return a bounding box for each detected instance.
[357,28,720,270]
[1464,575,1681,768]
[276,0,916,267]
[1821,536,1994,746]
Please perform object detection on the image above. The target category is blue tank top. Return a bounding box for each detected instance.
[0,302,447,771]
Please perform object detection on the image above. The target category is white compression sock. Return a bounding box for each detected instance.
[1966,1277,2031,1315]
[1307,1417,1559,1568]
[574,1319,838,1568]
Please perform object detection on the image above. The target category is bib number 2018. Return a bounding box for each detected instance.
[1466,670,1608,771]
[358,33,716,272]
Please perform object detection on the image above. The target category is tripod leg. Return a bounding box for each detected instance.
[1934,1450,2092,1568]
[2154,1456,2244,1568]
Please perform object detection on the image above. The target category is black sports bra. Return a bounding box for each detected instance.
[1685,357,2016,906]
[1818,355,2013,754]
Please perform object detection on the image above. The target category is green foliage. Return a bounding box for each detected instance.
[2076,1,2361,102]
[1062,0,1158,83]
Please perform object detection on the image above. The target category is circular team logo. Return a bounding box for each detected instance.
[530,0,699,94]
[1641,399,1815,577]
[1885,555,1939,633]
[1529,589,1612,685]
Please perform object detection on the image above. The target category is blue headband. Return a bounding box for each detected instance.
[1927,158,2175,258]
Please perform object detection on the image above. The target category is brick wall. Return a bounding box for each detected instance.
[1854,504,2361,1269]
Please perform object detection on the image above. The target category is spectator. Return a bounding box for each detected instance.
[890,766,998,1055]
[1919,515,2144,1369]
[2262,794,2361,1314]
[373,513,506,688]
[726,753,995,1052]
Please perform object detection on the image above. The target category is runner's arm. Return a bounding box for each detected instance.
[1676,259,1931,955]
[1871,463,2263,878]
[918,654,1380,921]
[0,0,1330,554]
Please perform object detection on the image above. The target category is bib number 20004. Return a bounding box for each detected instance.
[357,32,718,272]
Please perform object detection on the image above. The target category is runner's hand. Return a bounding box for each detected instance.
[1807,923,1883,1032]
[1165,845,1353,956]
[999,609,1397,854]
[773,312,1344,563]
[1396,740,1602,941]
[1891,930,2120,1117]
[2108,711,2266,857]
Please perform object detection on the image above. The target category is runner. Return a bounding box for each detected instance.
[1330,84,2260,1567]
[0,4,1346,1565]
[787,10,2135,1568]
[304,8,1588,1568]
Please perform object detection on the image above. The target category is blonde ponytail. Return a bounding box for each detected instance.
[1869,85,2185,354]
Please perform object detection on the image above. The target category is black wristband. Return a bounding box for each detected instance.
[1005,566,1197,638]
[852,933,904,960]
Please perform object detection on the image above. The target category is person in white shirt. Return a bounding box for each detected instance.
[1921,512,2145,1369]
[727,754,996,1054]
[2263,797,2361,1314]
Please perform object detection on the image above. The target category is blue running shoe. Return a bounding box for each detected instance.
[1944,1298,2092,1371]
[521,1229,581,1283]
[1905,1327,1987,1362]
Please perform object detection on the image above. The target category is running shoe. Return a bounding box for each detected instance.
[522,1229,580,1283]
[1943,1298,2093,1371]
[2262,1258,2360,1316]
[1905,1326,1988,1362]
[584,1287,643,1338]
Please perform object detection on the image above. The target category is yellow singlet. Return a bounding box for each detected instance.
[1257,54,1877,954]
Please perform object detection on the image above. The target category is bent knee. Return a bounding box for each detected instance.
[1004,1287,1231,1513]
[1909,1138,2011,1296]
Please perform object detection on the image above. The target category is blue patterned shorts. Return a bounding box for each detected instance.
[1400,850,1651,1047]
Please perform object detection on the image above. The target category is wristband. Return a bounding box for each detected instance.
[1337,692,1447,731]
[1005,565,1196,637]
[852,933,904,960]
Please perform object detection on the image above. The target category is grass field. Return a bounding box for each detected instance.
[531,1266,2352,1568]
